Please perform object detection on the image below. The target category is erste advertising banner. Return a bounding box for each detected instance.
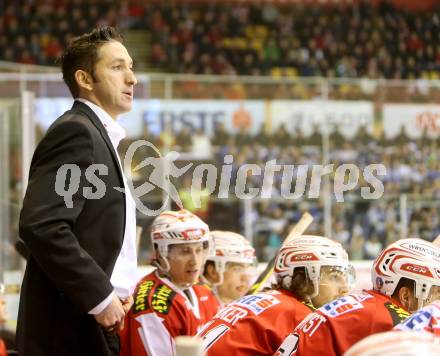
[35,99,266,137]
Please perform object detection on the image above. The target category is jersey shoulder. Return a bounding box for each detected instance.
[132,273,180,316]
[371,290,410,325]
[193,283,219,299]
[226,290,302,317]
[193,284,222,311]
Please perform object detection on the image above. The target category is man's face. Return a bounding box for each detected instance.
[217,263,253,303]
[166,243,205,288]
[311,266,351,308]
[423,285,440,307]
[90,41,137,119]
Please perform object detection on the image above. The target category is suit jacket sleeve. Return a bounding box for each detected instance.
[19,119,114,313]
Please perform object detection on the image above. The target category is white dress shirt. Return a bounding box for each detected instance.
[76,98,138,314]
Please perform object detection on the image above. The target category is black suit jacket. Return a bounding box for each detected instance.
[18,101,126,355]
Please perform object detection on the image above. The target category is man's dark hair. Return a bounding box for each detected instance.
[270,267,314,299]
[58,26,123,98]
[203,260,215,277]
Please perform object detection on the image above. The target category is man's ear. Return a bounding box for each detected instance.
[397,286,416,311]
[74,69,94,92]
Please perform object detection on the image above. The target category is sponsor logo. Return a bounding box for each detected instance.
[384,302,410,326]
[320,295,365,318]
[404,243,440,259]
[401,263,433,278]
[291,253,318,261]
[395,309,436,332]
[151,284,176,315]
[134,280,155,313]
[235,294,280,315]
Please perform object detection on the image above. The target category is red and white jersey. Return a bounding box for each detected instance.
[119,270,220,356]
[197,289,315,356]
[394,300,440,335]
[275,290,411,356]
[199,281,224,307]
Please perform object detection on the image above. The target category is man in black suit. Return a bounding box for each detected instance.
[18,27,138,355]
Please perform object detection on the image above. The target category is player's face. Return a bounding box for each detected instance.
[311,266,351,308]
[167,242,205,288]
[89,41,137,119]
[423,285,440,306]
[217,263,253,303]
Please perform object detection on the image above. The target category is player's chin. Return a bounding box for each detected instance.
[335,292,347,300]
[235,286,247,297]
[185,271,200,284]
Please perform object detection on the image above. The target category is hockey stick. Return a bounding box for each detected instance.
[246,212,314,295]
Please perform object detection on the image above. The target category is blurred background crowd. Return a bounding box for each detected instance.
[2,0,440,80]
[2,0,440,265]
[122,122,440,263]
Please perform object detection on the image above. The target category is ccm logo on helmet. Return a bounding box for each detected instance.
[290,253,319,261]
[182,229,205,240]
[401,263,434,278]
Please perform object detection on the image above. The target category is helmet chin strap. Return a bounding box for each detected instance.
[154,257,171,273]
[308,280,320,300]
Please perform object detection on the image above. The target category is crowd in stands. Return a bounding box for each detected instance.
[132,123,440,261]
[2,1,440,80]
[0,0,115,65]
[147,1,440,79]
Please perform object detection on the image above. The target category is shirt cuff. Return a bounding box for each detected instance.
[88,291,114,315]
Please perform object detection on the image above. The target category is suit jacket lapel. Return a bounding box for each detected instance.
[71,101,125,186]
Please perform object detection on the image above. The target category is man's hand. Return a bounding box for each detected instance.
[120,295,133,314]
[94,293,125,333]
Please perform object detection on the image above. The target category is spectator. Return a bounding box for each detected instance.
[364,235,383,259]
[212,122,230,147]
[191,128,212,159]
[175,126,192,152]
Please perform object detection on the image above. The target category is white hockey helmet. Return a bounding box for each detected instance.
[372,238,440,307]
[273,235,354,297]
[151,209,213,270]
[206,231,257,285]
[344,331,440,356]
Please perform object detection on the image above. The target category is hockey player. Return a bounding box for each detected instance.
[202,230,257,306]
[275,238,440,356]
[119,210,220,356]
[197,235,355,355]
